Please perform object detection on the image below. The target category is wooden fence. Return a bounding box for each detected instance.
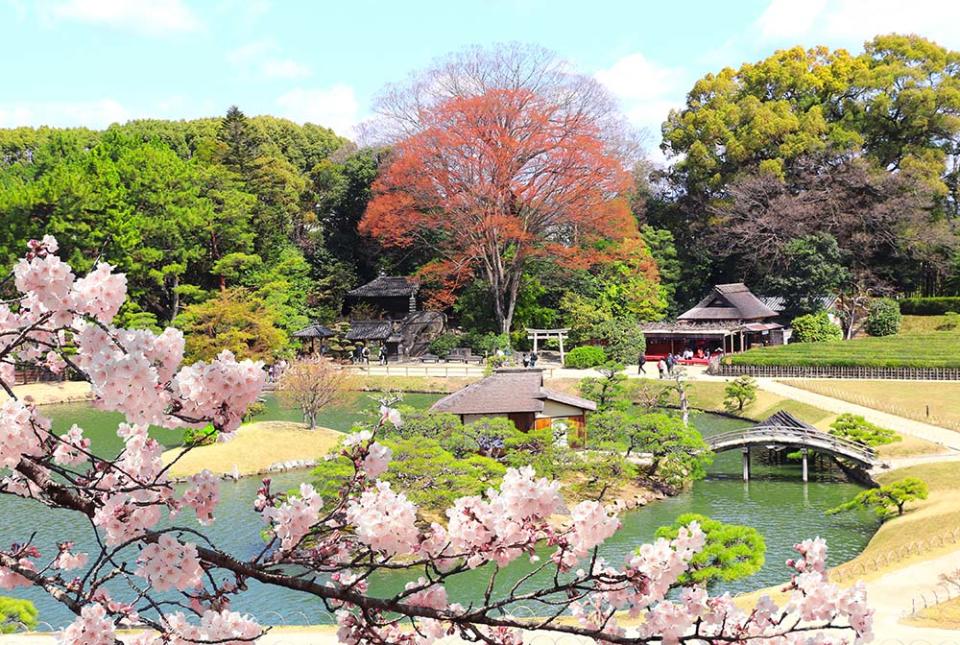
[13,366,66,386]
[711,363,960,380]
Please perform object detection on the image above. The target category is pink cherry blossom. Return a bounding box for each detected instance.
[57,602,115,645]
[54,542,88,571]
[0,399,43,469]
[71,262,127,324]
[362,441,392,478]
[181,470,220,525]
[136,534,203,592]
[0,362,14,385]
[0,558,35,589]
[404,577,449,610]
[261,483,323,551]
[52,424,90,466]
[13,252,75,313]
[346,480,419,556]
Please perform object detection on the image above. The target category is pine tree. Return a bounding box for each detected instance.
[218,106,260,173]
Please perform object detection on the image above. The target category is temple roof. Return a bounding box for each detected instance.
[347,274,418,298]
[431,369,596,415]
[345,320,394,341]
[291,323,335,338]
[678,283,778,322]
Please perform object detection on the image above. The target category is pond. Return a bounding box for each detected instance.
[0,397,879,629]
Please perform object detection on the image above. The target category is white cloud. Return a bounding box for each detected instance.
[595,52,688,153]
[259,58,311,79]
[756,0,827,41]
[275,85,359,136]
[227,39,311,79]
[47,0,200,34]
[0,98,130,128]
[755,0,960,49]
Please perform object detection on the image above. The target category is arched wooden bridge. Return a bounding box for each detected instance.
[705,410,876,481]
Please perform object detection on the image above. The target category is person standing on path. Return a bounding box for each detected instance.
[378,346,387,365]
[638,353,647,375]
[665,353,675,376]
[657,359,666,379]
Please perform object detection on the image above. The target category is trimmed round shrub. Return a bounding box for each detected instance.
[865,298,902,337]
[791,311,842,343]
[564,345,607,368]
[428,333,460,358]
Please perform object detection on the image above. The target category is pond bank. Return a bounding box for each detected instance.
[2,380,91,405]
[160,421,343,479]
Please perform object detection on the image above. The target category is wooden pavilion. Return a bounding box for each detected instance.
[291,323,335,355]
[643,283,785,357]
[431,368,596,444]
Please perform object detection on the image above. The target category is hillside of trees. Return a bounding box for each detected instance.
[1,34,959,361]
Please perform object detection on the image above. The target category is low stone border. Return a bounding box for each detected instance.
[711,363,960,380]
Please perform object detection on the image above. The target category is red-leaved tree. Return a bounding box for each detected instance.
[360,45,637,333]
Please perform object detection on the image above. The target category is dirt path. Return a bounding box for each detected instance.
[756,378,960,451]
[860,547,960,642]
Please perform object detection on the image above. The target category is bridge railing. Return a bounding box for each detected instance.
[705,425,876,462]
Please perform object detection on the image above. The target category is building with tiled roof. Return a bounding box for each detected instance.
[431,369,595,443]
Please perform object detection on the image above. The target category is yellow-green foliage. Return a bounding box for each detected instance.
[176,289,286,363]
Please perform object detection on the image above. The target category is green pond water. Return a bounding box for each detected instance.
[0,396,878,628]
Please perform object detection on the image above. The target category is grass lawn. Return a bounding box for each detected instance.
[903,595,960,629]
[3,380,92,405]
[161,421,343,478]
[900,314,960,334]
[830,461,960,582]
[728,332,960,368]
[630,379,837,427]
[783,379,960,432]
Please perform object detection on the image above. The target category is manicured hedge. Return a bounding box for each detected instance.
[727,333,960,368]
[564,345,607,369]
[899,297,960,315]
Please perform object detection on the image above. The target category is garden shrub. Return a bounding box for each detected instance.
[899,297,960,315]
[388,406,462,441]
[0,596,38,634]
[312,437,505,511]
[464,331,511,356]
[183,424,218,446]
[589,317,645,364]
[790,311,842,343]
[428,332,460,358]
[655,514,765,586]
[865,298,902,336]
[564,345,607,368]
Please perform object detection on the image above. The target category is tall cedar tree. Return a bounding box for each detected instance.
[218,106,260,174]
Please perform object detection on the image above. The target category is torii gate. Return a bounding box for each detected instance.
[526,328,570,364]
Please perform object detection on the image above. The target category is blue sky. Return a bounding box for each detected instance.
[2,0,959,151]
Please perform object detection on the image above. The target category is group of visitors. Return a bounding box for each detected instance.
[267,359,288,382]
[522,352,539,368]
[352,344,390,365]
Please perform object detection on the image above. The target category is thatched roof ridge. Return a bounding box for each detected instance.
[678,283,778,322]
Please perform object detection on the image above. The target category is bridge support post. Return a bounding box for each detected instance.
[801,448,808,482]
[742,447,750,482]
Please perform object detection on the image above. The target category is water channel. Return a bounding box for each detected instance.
[0,395,878,628]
